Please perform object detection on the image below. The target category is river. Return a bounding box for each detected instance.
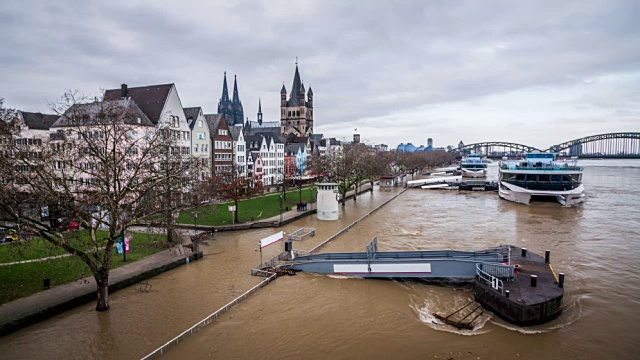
[1,159,639,359]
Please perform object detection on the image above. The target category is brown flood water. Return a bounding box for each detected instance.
[1,160,640,359]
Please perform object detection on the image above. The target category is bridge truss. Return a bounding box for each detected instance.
[452,142,542,159]
[545,132,640,158]
[450,133,640,159]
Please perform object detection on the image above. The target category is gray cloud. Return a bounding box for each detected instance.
[1,0,639,147]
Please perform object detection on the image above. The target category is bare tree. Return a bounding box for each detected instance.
[0,92,197,311]
[200,164,262,223]
[364,150,394,189]
[309,143,369,205]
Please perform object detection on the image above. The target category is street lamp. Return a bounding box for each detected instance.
[298,170,303,204]
[279,193,283,225]
[192,211,199,229]
[192,211,200,255]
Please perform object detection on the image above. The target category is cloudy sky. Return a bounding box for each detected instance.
[1,0,639,149]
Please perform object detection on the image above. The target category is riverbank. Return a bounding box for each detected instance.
[0,183,377,337]
[0,248,202,337]
[0,231,168,305]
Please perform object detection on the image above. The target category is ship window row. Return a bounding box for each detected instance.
[504,174,581,182]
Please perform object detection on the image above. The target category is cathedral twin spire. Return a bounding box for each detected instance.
[217,72,244,126]
[218,61,313,134]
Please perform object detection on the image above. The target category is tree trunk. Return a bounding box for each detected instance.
[95,274,110,311]
[234,198,239,223]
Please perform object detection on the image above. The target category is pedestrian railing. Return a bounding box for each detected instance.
[476,263,514,295]
[141,270,276,360]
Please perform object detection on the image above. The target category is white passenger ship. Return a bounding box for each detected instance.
[460,154,488,178]
[498,153,585,206]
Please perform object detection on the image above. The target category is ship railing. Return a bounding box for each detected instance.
[500,164,583,171]
[476,263,514,295]
[295,250,506,262]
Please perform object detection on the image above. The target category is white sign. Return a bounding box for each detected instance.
[333,263,432,274]
[260,231,284,248]
[228,205,236,212]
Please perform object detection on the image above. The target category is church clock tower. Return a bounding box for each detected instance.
[281,62,314,138]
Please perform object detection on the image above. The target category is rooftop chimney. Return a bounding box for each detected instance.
[121,84,128,98]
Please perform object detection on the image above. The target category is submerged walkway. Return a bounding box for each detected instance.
[0,249,198,336]
[0,182,381,338]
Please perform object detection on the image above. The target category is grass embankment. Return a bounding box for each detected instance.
[0,231,166,305]
[177,186,316,226]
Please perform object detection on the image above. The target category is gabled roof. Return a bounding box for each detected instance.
[204,114,224,134]
[229,126,243,141]
[104,84,173,124]
[183,107,202,130]
[264,132,284,144]
[19,111,59,130]
[286,143,305,155]
[51,99,154,128]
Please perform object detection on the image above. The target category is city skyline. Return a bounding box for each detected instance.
[1,0,639,149]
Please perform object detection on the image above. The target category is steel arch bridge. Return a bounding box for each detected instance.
[451,142,543,159]
[545,132,640,158]
[449,133,640,159]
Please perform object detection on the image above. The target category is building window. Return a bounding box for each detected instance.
[197,133,205,140]
[197,120,203,128]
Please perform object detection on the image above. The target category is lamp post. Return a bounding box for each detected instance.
[192,211,200,255]
[298,170,303,204]
[279,193,283,225]
[192,211,199,230]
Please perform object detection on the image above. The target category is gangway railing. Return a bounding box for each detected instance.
[476,263,514,295]
[288,228,316,241]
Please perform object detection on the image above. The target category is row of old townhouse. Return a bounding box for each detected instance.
[3,63,358,199]
[5,91,307,193]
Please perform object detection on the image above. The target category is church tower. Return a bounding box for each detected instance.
[281,62,314,138]
[217,72,244,126]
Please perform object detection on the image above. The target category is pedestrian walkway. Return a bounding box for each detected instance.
[0,248,197,336]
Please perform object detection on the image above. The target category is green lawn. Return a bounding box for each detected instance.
[0,231,167,305]
[0,229,145,264]
[177,186,317,226]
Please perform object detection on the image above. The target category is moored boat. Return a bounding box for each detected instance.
[498,153,585,206]
[460,154,488,178]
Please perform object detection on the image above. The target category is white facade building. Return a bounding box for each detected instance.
[230,125,246,178]
[185,107,211,180]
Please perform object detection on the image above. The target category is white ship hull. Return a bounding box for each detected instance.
[461,168,487,178]
[498,181,585,206]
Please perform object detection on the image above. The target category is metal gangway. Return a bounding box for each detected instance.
[288,227,316,241]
